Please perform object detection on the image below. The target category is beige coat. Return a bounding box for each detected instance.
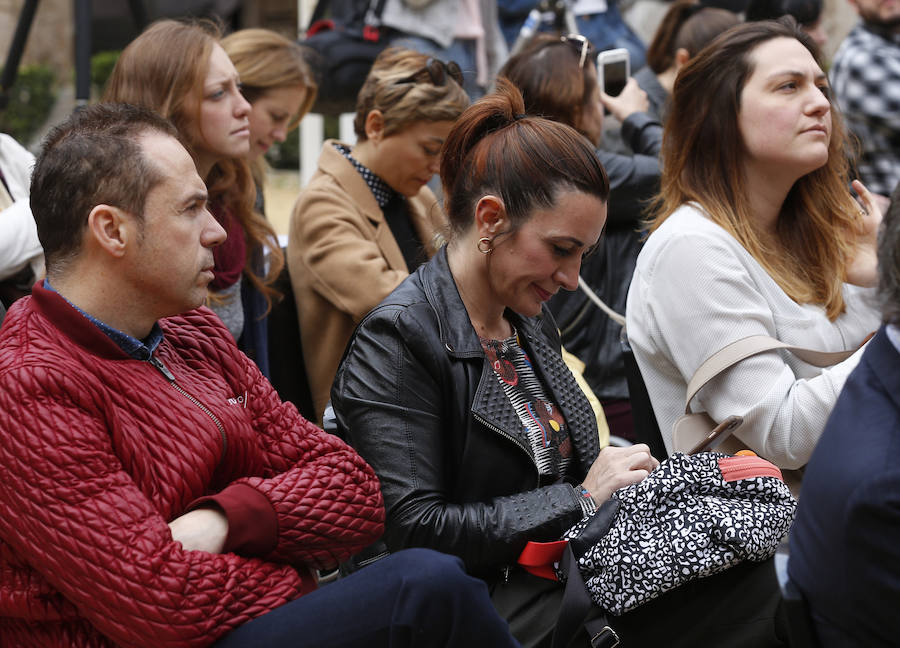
[288,141,446,423]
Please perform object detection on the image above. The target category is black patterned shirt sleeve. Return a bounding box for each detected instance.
[830,22,900,196]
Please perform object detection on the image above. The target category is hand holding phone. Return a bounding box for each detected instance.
[596,48,630,97]
[598,78,648,122]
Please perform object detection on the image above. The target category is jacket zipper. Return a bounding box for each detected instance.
[147,355,228,455]
[472,411,539,585]
[472,412,539,482]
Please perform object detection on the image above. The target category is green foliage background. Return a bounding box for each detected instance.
[91,50,120,95]
[0,49,316,168]
[0,64,56,145]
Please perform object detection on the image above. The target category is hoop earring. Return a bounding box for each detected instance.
[477,237,494,254]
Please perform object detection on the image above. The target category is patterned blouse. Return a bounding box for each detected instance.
[480,329,596,516]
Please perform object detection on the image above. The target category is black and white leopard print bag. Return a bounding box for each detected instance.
[519,451,796,648]
[561,451,796,615]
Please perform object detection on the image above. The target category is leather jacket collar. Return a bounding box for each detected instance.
[419,245,544,357]
[417,246,598,478]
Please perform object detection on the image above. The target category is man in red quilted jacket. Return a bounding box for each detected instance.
[0,103,520,648]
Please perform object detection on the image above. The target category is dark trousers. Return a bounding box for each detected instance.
[214,548,521,648]
[490,568,575,648]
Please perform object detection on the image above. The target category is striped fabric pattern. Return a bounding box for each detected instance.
[480,331,573,480]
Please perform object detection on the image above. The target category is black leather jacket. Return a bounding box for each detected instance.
[332,247,600,581]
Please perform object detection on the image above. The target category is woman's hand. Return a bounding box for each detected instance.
[582,443,659,505]
[846,179,883,288]
[168,507,229,553]
[599,78,649,123]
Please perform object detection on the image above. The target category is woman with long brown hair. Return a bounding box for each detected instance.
[220,27,316,381]
[221,28,316,188]
[104,20,284,370]
[626,17,882,469]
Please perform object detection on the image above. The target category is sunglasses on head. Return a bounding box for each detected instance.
[560,34,593,69]
[399,57,464,87]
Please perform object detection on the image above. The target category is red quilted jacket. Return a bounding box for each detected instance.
[0,284,385,647]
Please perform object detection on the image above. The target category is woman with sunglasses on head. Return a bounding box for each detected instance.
[626,18,882,470]
[499,33,662,441]
[331,79,658,647]
[104,20,284,370]
[288,47,469,424]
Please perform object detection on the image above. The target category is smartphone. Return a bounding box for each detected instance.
[596,48,630,97]
[687,415,744,454]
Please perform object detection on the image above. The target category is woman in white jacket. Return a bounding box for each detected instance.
[626,18,882,469]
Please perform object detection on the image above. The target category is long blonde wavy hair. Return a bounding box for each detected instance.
[221,28,317,186]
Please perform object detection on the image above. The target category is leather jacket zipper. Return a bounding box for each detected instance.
[472,412,539,484]
[473,412,542,587]
[148,355,228,455]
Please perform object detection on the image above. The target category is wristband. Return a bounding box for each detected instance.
[576,483,598,516]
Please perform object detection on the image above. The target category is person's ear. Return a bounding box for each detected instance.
[365,109,386,143]
[86,204,134,258]
[674,48,690,69]
[474,195,508,238]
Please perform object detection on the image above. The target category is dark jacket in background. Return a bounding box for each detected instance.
[548,111,662,401]
[633,66,669,124]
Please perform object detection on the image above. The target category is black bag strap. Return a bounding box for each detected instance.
[309,0,387,29]
[552,545,620,648]
[585,617,620,648]
[369,0,388,22]
[552,499,622,648]
[310,0,328,26]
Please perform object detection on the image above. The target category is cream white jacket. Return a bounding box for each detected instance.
[626,203,881,469]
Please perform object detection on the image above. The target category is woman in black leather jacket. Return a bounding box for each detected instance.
[499,34,664,441]
[332,79,657,648]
